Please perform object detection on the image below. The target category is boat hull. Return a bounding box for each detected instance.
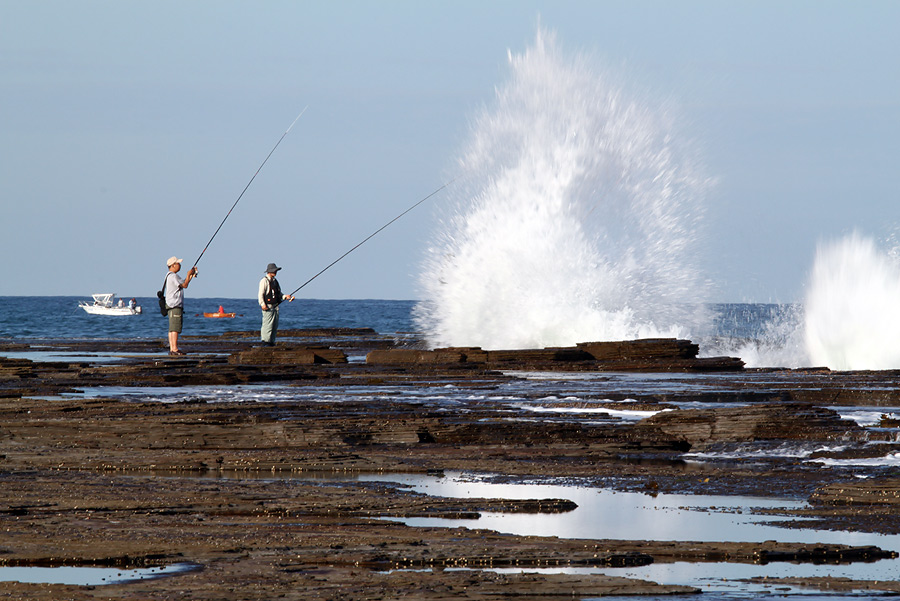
[79,304,141,316]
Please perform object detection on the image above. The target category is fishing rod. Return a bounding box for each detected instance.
[190,107,308,271]
[288,180,454,296]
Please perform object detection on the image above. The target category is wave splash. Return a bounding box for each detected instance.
[415,29,710,350]
[701,232,900,370]
[804,232,900,370]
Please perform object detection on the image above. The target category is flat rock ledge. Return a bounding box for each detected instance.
[635,403,865,448]
[228,345,349,365]
[812,479,900,506]
[366,338,745,371]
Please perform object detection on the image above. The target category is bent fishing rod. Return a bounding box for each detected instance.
[288,180,454,296]
[190,107,308,272]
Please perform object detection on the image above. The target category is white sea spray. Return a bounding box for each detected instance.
[415,29,711,350]
[804,232,900,370]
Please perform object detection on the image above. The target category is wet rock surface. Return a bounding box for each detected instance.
[634,403,865,448]
[2,331,900,598]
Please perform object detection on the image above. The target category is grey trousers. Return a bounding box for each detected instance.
[261,306,279,344]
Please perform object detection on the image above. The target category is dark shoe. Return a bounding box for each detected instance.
[169,350,186,356]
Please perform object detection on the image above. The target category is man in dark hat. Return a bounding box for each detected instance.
[258,262,294,346]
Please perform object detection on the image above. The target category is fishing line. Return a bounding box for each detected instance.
[288,180,454,296]
[191,107,308,271]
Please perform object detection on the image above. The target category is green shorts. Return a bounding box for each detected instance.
[167,306,183,333]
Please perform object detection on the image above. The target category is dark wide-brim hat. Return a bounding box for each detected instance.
[266,263,282,273]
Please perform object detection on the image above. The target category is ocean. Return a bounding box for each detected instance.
[0,296,418,341]
[1,296,776,340]
[0,296,803,367]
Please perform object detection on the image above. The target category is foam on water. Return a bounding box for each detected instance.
[512,402,669,422]
[804,232,900,370]
[836,407,900,427]
[684,442,850,461]
[808,451,900,468]
[415,29,710,350]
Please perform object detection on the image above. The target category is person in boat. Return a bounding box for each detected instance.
[258,262,294,346]
[164,256,197,355]
[129,298,136,310]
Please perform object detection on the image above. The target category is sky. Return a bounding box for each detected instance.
[2,0,899,301]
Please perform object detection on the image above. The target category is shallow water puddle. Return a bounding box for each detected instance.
[447,564,885,599]
[364,472,832,544]
[360,472,900,597]
[0,562,198,586]
[1,350,151,363]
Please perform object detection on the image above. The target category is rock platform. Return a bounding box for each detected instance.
[2,330,900,599]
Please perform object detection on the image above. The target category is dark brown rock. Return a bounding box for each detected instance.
[635,403,864,447]
[811,479,900,506]
[365,348,470,364]
[228,345,347,365]
[577,338,699,360]
[365,338,743,372]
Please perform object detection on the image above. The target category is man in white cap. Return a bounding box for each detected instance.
[163,256,197,355]
[258,262,294,346]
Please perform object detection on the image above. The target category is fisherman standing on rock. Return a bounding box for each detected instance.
[164,256,197,356]
[258,263,294,346]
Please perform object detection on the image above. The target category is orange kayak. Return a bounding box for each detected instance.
[202,306,237,318]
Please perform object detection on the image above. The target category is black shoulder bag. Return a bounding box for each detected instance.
[157,273,170,316]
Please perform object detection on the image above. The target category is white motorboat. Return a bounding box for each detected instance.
[79,293,142,316]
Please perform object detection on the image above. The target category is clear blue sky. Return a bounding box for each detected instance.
[2,0,898,301]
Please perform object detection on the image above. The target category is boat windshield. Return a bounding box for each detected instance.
[91,294,115,306]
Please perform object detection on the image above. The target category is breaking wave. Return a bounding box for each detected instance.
[804,232,900,370]
[415,29,710,349]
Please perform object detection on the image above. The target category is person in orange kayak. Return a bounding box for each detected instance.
[258,262,294,346]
